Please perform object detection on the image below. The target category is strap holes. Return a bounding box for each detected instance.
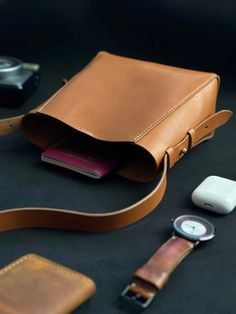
[205,125,208,129]
[9,124,14,128]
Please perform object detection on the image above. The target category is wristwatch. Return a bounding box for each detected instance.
[120,214,215,310]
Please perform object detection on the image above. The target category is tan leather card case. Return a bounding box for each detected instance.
[0,254,96,314]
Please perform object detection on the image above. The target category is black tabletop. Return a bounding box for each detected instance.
[0,1,235,313]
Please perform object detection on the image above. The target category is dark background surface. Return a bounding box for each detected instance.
[0,1,235,313]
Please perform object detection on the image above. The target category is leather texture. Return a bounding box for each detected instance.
[0,52,233,232]
[0,254,96,314]
[133,236,194,291]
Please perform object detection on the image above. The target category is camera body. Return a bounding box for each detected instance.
[0,56,40,107]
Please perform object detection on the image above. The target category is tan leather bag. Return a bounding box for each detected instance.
[0,52,233,232]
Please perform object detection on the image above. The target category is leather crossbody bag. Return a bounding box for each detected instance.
[0,52,233,232]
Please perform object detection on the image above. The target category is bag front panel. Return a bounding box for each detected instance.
[33,52,215,143]
[21,52,219,182]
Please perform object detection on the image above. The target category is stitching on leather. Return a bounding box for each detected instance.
[37,73,80,112]
[134,75,218,142]
[0,254,92,284]
[37,73,217,142]
[36,74,96,136]
[75,127,95,137]
[37,56,96,113]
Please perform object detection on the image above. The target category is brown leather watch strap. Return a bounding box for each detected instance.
[120,236,194,309]
[0,110,232,232]
[134,236,194,290]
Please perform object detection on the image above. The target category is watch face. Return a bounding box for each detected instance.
[173,215,215,241]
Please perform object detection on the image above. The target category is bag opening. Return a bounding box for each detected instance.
[22,113,158,182]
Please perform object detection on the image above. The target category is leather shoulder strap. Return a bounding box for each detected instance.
[0,115,24,136]
[0,110,232,232]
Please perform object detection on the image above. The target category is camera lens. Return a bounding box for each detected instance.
[0,59,13,69]
[0,56,22,77]
[0,56,40,107]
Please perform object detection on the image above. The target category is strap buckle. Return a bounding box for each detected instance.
[120,283,155,310]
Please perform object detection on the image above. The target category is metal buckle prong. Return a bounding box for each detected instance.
[120,283,155,310]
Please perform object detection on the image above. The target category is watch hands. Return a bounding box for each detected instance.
[185,223,195,229]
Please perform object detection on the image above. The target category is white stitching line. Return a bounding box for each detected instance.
[75,127,95,137]
[0,254,92,284]
[134,75,218,142]
[37,73,80,112]
[37,72,217,142]
[37,55,97,113]
[36,74,96,135]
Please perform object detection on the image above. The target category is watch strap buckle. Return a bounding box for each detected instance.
[120,282,155,310]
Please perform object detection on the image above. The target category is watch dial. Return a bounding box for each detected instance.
[181,220,206,236]
[173,215,215,241]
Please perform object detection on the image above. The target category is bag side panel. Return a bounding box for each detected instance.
[137,77,219,165]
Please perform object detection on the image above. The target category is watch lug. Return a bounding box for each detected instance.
[194,240,200,247]
[172,231,199,247]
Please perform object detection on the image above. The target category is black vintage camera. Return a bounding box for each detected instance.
[0,56,40,107]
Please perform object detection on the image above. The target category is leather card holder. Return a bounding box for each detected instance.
[0,254,96,314]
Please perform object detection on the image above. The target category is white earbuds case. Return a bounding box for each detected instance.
[192,176,236,214]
